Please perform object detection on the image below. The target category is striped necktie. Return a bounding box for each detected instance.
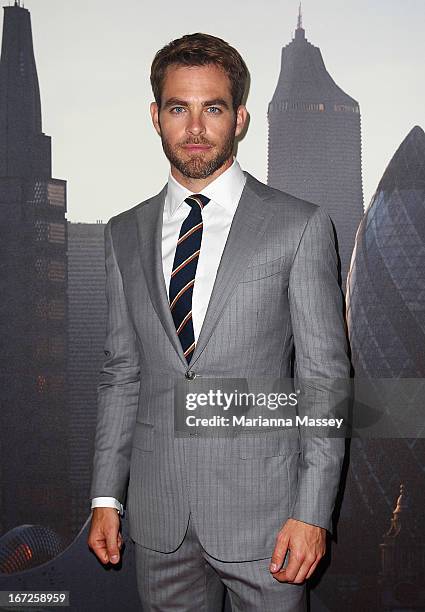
[169,193,210,363]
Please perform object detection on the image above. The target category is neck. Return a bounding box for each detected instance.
[170,156,234,192]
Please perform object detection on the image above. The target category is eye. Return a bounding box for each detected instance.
[206,106,221,114]
[170,106,185,114]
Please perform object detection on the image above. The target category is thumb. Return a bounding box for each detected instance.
[270,532,289,573]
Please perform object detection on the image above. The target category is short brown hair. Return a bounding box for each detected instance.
[150,33,248,111]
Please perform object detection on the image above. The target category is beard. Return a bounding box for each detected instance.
[159,121,237,180]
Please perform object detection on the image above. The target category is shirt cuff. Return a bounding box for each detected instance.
[91,497,124,516]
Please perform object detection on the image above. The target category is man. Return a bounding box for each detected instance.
[88,32,351,611]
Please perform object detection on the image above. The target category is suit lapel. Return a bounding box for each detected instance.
[135,173,275,368]
[136,184,188,367]
[189,174,274,365]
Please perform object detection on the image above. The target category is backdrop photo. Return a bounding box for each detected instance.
[0,1,424,610]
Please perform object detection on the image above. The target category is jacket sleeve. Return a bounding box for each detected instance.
[89,218,141,507]
[288,206,351,536]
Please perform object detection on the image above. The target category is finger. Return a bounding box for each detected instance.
[270,533,289,572]
[105,528,121,564]
[304,556,321,580]
[272,548,304,582]
[288,557,313,584]
[90,533,109,564]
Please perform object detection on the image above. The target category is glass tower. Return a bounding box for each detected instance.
[341,125,425,604]
[347,125,425,377]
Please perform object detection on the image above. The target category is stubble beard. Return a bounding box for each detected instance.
[160,122,237,180]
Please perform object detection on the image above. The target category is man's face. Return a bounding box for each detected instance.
[150,64,247,181]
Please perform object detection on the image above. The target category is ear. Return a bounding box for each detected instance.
[150,101,161,136]
[234,105,248,138]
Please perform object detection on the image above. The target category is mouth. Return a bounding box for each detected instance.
[181,144,213,153]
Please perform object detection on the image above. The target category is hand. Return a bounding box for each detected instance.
[87,507,123,565]
[269,518,326,583]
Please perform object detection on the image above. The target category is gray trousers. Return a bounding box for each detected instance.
[133,513,307,611]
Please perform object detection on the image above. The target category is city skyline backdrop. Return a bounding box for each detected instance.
[2,0,424,222]
[1,4,424,608]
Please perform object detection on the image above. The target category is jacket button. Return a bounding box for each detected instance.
[185,370,196,380]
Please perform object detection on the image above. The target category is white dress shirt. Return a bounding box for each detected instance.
[91,158,246,515]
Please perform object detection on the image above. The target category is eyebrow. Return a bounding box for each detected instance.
[162,97,230,110]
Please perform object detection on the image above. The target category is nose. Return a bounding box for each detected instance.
[186,110,206,137]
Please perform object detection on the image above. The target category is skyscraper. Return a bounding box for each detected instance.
[67,221,107,535]
[345,124,425,527]
[347,125,425,378]
[341,125,425,603]
[267,7,363,285]
[0,2,69,540]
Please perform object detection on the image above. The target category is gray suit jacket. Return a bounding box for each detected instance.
[90,172,351,561]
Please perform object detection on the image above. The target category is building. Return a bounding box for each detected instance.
[67,221,107,534]
[267,7,364,286]
[0,2,69,540]
[346,124,425,523]
[347,125,425,378]
[341,125,425,604]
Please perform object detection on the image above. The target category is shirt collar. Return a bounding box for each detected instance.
[165,157,246,218]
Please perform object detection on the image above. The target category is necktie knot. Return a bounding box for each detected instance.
[184,194,210,212]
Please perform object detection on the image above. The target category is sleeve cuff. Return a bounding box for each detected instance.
[91,496,124,516]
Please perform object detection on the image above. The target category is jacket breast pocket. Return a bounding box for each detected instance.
[132,421,154,452]
[238,255,285,283]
